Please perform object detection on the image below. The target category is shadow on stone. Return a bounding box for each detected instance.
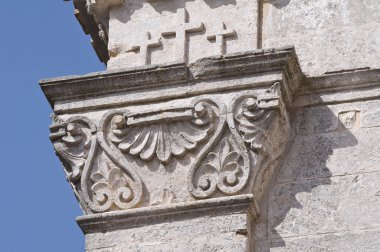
[253,93,359,251]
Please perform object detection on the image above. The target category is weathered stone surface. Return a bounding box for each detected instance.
[297,99,380,136]
[79,195,256,251]
[86,213,247,251]
[43,1,380,250]
[269,172,380,238]
[278,128,380,182]
[41,46,308,251]
[262,0,380,75]
[255,229,380,252]
[107,0,258,69]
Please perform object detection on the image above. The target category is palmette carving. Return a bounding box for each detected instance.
[85,152,141,212]
[188,100,251,199]
[189,83,290,199]
[50,86,291,212]
[105,100,219,163]
[51,115,143,214]
[195,137,246,196]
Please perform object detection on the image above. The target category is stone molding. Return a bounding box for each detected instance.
[49,83,290,214]
[43,49,301,229]
[294,68,380,107]
[40,46,302,110]
[77,194,258,233]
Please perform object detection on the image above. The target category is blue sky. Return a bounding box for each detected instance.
[0,2,104,251]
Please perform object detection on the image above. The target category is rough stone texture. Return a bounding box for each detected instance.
[107,0,258,69]
[85,209,248,251]
[42,49,303,251]
[43,1,380,251]
[262,0,380,76]
[252,78,380,251]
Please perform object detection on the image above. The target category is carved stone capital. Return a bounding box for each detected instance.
[43,48,302,218]
[49,83,290,216]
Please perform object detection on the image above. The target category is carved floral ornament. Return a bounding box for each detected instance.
[50,83,290,214]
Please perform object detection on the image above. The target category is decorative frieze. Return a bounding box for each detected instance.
[49,82,290,214]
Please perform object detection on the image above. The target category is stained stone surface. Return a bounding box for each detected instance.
[85,211,248,251]
[107,0,258,69]
[262,0,380,75]
[42,1,380,251]
[253,79,380,251]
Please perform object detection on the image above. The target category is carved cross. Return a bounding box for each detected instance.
[162,8,204,62]
[207,22,236,55]
[127,32,161,65]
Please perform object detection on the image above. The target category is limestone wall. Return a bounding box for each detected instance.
[262,0,380,76]
[253,71,380,251]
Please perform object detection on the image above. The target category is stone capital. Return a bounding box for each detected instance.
[42,47,303,250]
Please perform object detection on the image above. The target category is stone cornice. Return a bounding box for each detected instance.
[40,46,303,109]
[77,194,258,233]
[302,68,380,94]
[294,68,380,107]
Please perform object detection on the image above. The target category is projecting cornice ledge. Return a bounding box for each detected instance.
[40,46,303,110]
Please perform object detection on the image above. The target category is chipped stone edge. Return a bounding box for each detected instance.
[40,46,303,108]
[76,194,258,234]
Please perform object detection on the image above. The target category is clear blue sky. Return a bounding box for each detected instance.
[0,2,104,251]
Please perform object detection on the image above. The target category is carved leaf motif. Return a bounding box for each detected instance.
[234,83,289,157]
[194,137,245,197]
[108,101,218,163]
[235,97,277,154]
[50,118,95,183]
[87,153,136,212]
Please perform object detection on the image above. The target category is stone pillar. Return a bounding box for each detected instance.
[42,2,304,251]
[41,45,303,251]
[42,1,380,251]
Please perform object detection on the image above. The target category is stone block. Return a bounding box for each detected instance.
[297,100,380,136]
[263,23,380,76]
[269,172,380,238]
[263,0,379,35]
[262,0,380,75]
[278,128,380,182]
[296,106,339,136]
[85,211,248,251]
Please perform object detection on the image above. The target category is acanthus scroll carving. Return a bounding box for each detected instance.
[50,116,96,184]
[50,115,143,214]
[234,82,290,158]
[50,84,290,213]
[189,83,290,199]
